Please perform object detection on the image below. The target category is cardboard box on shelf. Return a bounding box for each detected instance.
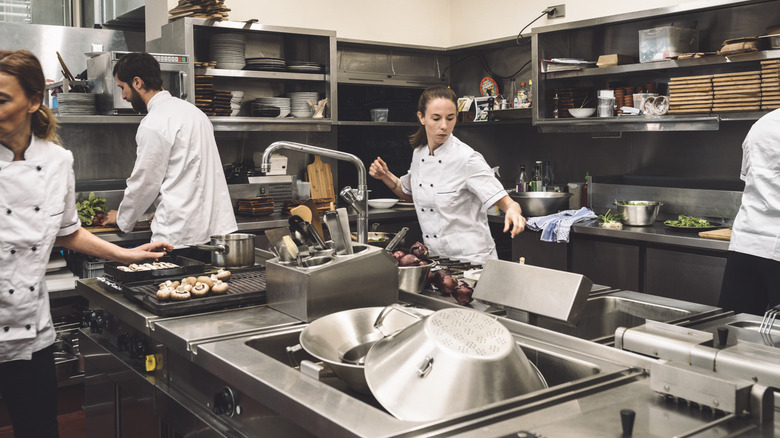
[597,54,635,67]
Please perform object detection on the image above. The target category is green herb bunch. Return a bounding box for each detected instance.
[76,192,107,226]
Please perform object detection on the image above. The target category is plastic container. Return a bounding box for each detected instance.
[639,26,698,63]
[370,108,389,122]
[81,258,108,278]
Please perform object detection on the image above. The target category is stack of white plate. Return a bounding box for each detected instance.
[287,61,324,73]
[253,97,290,117]
[210,33,246,70]
[244,57,286,71]
[231,91,244,116]
[57,93,96,115]
[287,92,318,118]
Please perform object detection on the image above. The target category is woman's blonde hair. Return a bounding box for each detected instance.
[0,50,59,143]
[409,85,458,148]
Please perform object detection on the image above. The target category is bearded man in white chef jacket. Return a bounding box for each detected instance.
[104,52,237,253]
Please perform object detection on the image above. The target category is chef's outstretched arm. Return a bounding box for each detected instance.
[495,195,525,237]
[369,157,412,201]
[56,228,173,265]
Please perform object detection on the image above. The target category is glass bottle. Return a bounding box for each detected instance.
[552,93,559,118]
[510,79,519,109]
[531,161,543,191]
[542,160,554,190]
[516,165,528,192]
[518,82,528,107]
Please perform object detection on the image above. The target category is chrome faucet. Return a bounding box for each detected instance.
[260,141,368,244]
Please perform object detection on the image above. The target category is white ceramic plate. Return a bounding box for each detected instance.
[367,198,399,209]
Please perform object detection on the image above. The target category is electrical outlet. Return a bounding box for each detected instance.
[547,4,565,18]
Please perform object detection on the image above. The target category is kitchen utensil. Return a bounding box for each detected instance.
[398,260,436,294]
[698,228,731,241]
[193,233,256,268]
[323,211,351,255]
[296,306,432,393]
[384,227,408,252]
[336,208,353,254]
[364,307,547,421]
[614,201,662,226]
[759,304,780,334]
[289,205,312,222]
[367,198,399,209]
[509,192,573,217]
[289,215,316,247]
[568,108,596,118]
[303,220,328,250]
[307,155,335,202]
[303,198,324,239]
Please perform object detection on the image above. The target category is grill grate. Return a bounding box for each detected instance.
[123,268,267,317]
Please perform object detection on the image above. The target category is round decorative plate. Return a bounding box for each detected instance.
[480,77,499,96]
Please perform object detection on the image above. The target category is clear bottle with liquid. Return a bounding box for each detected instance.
[510,79,519,109]
[552,93,559,118]
[542,160,554,190]
[518,82,528,107]
[531,161,543,191]
[516,165,528,192]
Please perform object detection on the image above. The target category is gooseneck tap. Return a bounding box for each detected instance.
[260,141,368,244]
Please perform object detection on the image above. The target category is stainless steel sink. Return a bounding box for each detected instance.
[507,290,721,343]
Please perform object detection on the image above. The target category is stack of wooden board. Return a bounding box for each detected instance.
[712,71,762,112]
[237,197,275,217]
[283,199,333,216]
[553,88,589,118]
[668,74,712,114]
[761,60,780,110]
[169,0,230,21]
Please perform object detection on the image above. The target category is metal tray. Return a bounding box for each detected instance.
[663,222,723,232]
[121,267,267,317]
[104,255,205,283]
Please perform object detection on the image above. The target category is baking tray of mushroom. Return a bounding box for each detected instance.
[120,266,267,317]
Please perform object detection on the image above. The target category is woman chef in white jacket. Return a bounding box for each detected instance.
[0,50,172,438]
[369,85,525,264]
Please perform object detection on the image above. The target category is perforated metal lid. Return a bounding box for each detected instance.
[426,308,513,359]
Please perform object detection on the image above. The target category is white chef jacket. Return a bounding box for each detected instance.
[729,108,780,261]
[400,135,506,264]
[116,91,237,248]
[0,136,80,362]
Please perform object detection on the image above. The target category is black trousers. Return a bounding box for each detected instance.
[719,250,780,316]
[0,344,59,438]
[170,246,212,264]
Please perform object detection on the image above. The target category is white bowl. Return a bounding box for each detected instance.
[367,198,398,209]
[569,108,596,118]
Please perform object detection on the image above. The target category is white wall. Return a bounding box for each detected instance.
[148,0,738,47]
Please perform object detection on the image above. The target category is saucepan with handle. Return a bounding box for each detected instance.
[193,233,256,268]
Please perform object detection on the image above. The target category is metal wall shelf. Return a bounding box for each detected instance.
[201,68,328,82]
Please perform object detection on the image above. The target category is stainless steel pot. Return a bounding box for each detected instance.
[194,233,256,268]
[297,306,431,394]
[364,307,547,421]
[615,201,662,226]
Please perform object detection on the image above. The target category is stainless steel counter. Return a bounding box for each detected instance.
[572,220,731,252]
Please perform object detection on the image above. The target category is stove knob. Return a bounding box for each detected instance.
[213,387,236,417]
[129,336,149,358]
[620,409,636,436]
[117,333,131,351]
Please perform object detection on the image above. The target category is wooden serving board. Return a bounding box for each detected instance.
[698,228,732,241]
[84,223,151,234]
[307,155,335,202]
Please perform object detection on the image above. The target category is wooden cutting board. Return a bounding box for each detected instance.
[699,228,732,241]
[307,155,335,202]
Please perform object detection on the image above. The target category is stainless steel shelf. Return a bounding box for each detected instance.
[57,115,144,124]
[336,121,418,127]
[200,68,327,82]
[209,116,332,132]
[542,49,780,80]
[535,115,720,132]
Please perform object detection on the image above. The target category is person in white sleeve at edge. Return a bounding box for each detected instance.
[0,50,172,438]
[103,52,237,261]
[369,85,525,265]
[718,69,780,316]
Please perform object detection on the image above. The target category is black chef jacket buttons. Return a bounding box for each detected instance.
[425,234,429,238]
[36,165,42,171]
[419,183,422,187]
[421,158,425,162]
[34,206,40,212]
[8,289,13,295]
[3,327,8,332]
[5,209,10,215]
[438,160,442,163]
[25,325,30,330]
[10,249,15,255]
[430,184,433,187]
[29,286,34,292]
[434,235,438,238]
[31,246,37,252]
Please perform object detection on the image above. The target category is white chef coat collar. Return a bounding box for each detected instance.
[145,90,171,112]
[427,134,455,156]
[0,134,44,162]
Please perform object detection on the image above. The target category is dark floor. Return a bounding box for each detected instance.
[0,384,85,438]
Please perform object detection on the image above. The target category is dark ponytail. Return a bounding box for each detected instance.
[408,85,458,148]
[0,50,60,143]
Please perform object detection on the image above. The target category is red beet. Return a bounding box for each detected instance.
[438,275,458,295]
[410,241,429,260]
[399,253,421,267]
[453,281,474,305]
[392,250,406,261]
[431,268,452,289]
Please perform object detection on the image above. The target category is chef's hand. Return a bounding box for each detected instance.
[496,197,525,238]
[122,241,173,264]
[369,156,390,180]
[103,209,118,226]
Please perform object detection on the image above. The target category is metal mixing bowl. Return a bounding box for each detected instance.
[510,192,573,217]
[398,261,435,294]
[614,201,662,226]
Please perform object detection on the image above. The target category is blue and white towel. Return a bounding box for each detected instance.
[526,207,597,243]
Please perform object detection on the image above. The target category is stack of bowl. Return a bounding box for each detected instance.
[230,91,243,116]
[287,92,317,118]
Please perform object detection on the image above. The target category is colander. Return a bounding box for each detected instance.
[364,308,547,421]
